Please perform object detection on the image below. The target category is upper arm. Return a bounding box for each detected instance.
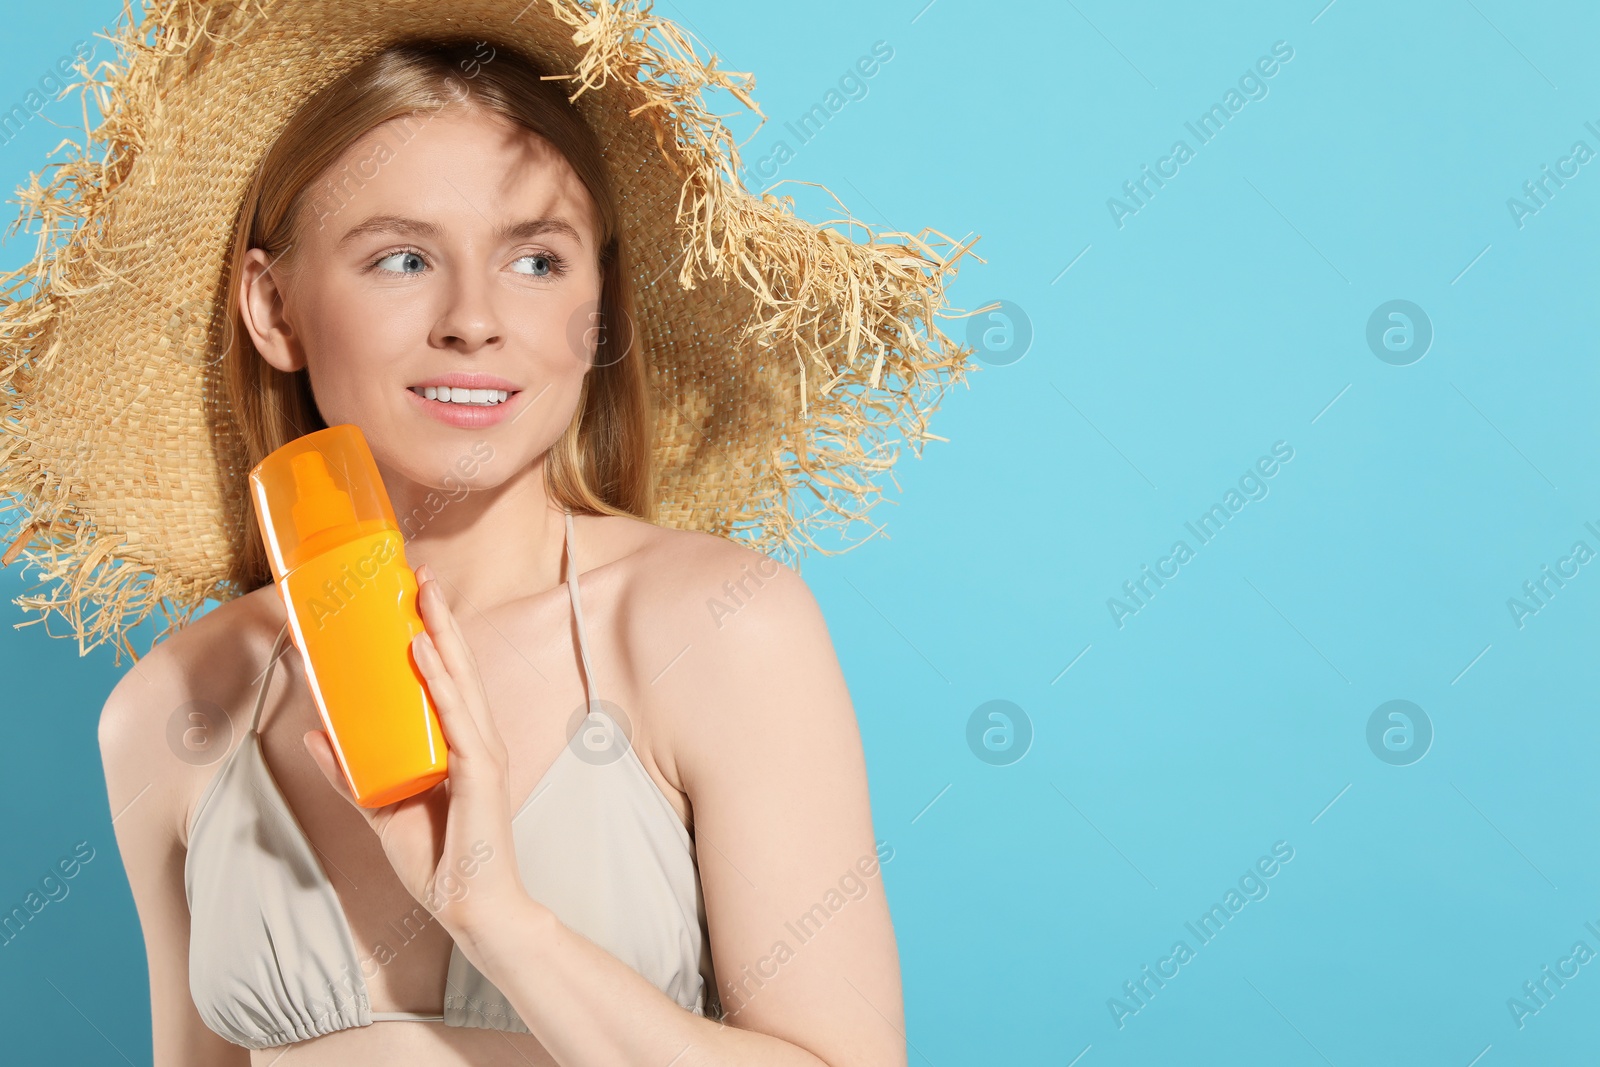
[99,647,251,1067]
[651,542,906,1067]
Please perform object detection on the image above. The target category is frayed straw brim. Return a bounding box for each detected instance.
[0,0,984,665]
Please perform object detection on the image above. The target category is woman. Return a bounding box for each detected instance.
[100,37,904,1065]
[0,3,977,1065]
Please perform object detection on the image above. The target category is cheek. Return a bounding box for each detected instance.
[519,287,607,372]
[295,286,419,411]
[309,281,425,353]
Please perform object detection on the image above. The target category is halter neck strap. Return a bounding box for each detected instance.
[564,507,601,715]
[249,621,293,735]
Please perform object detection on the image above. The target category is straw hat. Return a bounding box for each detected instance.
[0,0,983,665]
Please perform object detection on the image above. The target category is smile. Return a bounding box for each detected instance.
[407,386,514,406]
[405,385,524,428]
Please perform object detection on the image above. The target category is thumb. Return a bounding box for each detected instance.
[302,729,357,805]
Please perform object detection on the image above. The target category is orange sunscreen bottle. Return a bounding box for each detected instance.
[248,423,447,807]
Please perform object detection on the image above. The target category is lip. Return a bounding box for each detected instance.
[405,384,523,428]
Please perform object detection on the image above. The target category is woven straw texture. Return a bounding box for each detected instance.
[0,0,983,664]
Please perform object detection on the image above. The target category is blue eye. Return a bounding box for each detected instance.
[374,250,426,274]
[514,254,559,277]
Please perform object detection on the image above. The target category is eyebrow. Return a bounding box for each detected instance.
[336,213,584,249]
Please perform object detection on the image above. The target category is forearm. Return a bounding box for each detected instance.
[456,894,831,1067]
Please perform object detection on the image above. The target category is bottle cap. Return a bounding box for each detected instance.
[248,424,402,582]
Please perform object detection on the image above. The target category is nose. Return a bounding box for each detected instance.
[429,267,504,352]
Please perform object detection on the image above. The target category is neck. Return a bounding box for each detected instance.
[377,451,567,620]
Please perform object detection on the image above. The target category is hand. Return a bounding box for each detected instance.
[302,562,527,940]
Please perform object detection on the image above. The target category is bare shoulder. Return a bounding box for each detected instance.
[97,583,287,847]
[599,512,826,659]
[592,512,845,785]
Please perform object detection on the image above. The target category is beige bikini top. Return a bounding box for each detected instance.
[183,508,720,1048]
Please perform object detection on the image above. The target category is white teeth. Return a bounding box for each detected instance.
[411,386,512,406]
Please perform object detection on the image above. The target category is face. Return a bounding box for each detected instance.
[239,103,603,497]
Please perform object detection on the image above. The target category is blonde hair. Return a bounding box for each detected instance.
[221,37,654,594]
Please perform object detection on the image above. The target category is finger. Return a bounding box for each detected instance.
[418,572,479,678]
[411,628,487,758]
[413,631,510,804]
[415,572,499,746]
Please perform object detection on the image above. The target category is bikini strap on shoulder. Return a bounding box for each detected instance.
[249,621,293,734]
[563,507,601,714]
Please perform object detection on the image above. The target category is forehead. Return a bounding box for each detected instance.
[307,104,599,245]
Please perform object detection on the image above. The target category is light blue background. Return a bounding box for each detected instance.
[3,1,1598,1064]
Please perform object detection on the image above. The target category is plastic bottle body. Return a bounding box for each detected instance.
[280,528,447,807]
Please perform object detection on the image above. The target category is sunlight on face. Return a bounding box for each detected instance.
[276,103,603,492]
